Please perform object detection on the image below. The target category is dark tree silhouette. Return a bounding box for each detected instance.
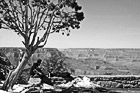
[42,54,67,75]
[0,52,11,80]
[0,0,84,90]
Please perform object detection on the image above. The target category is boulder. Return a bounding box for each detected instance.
[116,83,123,88]
[0,90,10,93]
[28,78,41,85]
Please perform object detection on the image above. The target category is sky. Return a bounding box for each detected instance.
[0,0,140,48]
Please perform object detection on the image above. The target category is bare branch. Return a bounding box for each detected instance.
[38,13,49,29]
[14,10,24,31]
[19,0,24,30]
[28,5,34,43]
[34,17,54,50]
[32,8,38,26]
[25,0,29,35]
[28,4,33,26]
[41,20,57,40]
[29,6,41,47]
[0,19,10,28]
[37,8,48,29]
[38,39,47,48]
[1,27,10,29]
[9,0,26,38]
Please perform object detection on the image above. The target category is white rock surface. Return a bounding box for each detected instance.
[0,90,10,93]
[41,83,54,89]
[56,82,73,88]
[28,78,41,85]
[57,76,101,89]
[12,84,25,92]
[12,84,33,93]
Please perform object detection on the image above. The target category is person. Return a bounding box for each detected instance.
[30,59,42,77]
[29,59,53,86]
[35,70,53,86]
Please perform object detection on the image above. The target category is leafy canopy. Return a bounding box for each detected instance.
[0,0,84,50]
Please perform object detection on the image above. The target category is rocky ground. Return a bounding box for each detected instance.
[1,76,140,93]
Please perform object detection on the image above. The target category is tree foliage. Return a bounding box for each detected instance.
[0,0,84,53]
[41,49,68,74]
[0,52,12,80]
[42,53,67,75]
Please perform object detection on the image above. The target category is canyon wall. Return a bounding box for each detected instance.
[1,47,140,75]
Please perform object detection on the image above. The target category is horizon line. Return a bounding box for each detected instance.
[1,47,140,49]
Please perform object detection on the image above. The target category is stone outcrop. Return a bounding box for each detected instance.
[90,75,140,88]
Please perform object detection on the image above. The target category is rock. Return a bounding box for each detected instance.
[12,85,25,92]
[57,82,73,88]
[0,90,10,93]
[12,84,33,93]
[41,83,54,89]
[116,83,123,88]
[28,78,41,85]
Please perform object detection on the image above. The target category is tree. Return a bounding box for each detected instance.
[0,52,11,80]
[0,0,84,90]
[42,52,67,75]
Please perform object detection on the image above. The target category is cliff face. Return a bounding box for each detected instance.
[60,48,140,75]
[0,47,64,68]
[0,47,65,83]
[1,47,140,75]
[60,48,140,61]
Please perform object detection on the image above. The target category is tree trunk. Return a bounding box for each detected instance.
[2,51,32,91]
